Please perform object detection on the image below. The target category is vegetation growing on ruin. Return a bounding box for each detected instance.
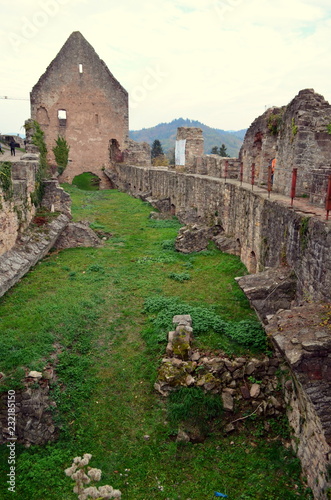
[299,216,310,250]
[291,117,298,138]
[52,136,70,175]
[267,111,284,135]
[26,120,49,206]
[0,161,13,200]
[0,188,312,499]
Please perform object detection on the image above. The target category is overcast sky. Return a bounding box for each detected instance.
[1,0,331,135]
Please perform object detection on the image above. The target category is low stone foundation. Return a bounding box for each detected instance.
[0,369,58,446]
[156,315,287,436]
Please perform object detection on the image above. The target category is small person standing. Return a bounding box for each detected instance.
[10,139,16,156]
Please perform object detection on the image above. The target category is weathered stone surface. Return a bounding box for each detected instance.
[236,267,297,323]
[27,371,43,379]
[175,127,204,170]
[267,302,331,499]
[41,179,72,218]
[0,160,38,258]
[0,213,70,298]
[250,384,261,398]
[0,370,58,446]
[53,221,102,250]
[30,32,128,188]
[222,392,234,412]
[175,225,213,253]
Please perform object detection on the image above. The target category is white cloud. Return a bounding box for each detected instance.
[1,0,331,133]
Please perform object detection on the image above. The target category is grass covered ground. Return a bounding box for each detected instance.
[0,186,312,499]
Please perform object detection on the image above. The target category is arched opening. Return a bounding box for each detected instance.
[36,106,50,126]
[109,138,123,164]
[72,172,100,191]
[170,203,176,215]
[248,251,257,274]
[236,238,242,257]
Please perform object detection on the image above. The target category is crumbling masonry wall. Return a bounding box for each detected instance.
[0,160,38,257]
[30,32,129,188]
[240,89,331,200]
[107,164,331,303]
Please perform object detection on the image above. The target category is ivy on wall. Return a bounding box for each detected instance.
[0,162,13,201]
[25,120,49,206]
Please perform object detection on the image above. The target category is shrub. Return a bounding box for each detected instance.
[225,320,267,350]
[53,136,70,175]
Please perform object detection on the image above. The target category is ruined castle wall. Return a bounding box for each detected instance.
[175,127,204,170]
[276,89,331,197]
[239,106,282,186]
[107,165,331,302]
[30,32,129,188]
[240,89,331,199]
[0,161,38,257]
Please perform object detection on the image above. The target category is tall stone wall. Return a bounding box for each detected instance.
[30,32,129,188]
[107,164,331,303]
[239,106,282,186]
[0,160,38,257]
[240,89,331,199]
[276,89,331,197]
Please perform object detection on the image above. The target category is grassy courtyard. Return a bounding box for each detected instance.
[0,186,312,499]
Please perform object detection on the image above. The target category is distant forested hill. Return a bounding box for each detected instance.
[129,118,246,158]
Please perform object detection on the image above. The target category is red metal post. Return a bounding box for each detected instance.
[240,162,243,185]
[290,168,297,207]
[267,163,272,197]
[326,174,331,220]
[251,163,255,190]
[224,160,228,184]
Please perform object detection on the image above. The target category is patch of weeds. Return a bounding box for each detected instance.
[161,239,176,251]
[87,264,105,273]
[168,272,191,282]
[143,295,267,353]
[137,254,176,264]
[147,217,181,229]
[226,320,267,350]
[167,386,223,435]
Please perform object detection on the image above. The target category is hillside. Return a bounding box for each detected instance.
[129,118,246,158]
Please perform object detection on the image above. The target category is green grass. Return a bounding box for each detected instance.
[0,186,312,499]
[72,172,100,190]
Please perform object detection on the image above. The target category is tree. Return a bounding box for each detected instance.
[151,139,164,159]
[210,144,229,157]
[52,136,70,175]
[219,144,229,157]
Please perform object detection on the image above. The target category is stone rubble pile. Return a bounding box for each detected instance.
[0,366,58,446]
[155,315,287,431]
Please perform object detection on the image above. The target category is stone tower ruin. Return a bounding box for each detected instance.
[30,31,129,186]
